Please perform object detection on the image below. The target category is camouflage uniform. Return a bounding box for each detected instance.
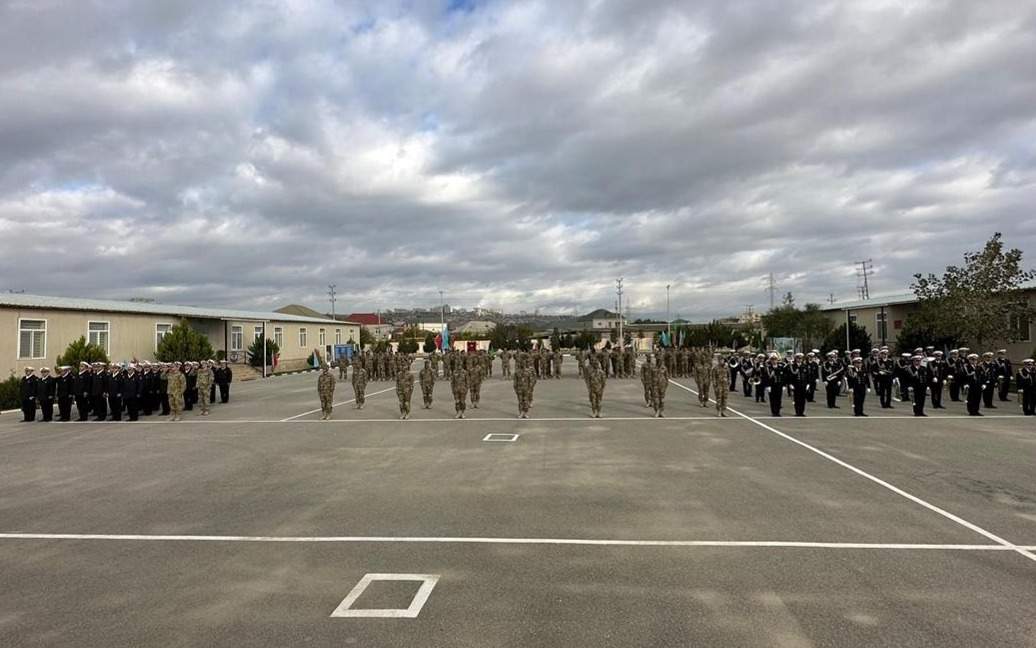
[396,369,415,419]
[430,352,441,378]
[467,356,483,408]
[709,357,728,416]
[196,363,214,415]
[625,349,635,378]
[576,349,586,377]
[167,366,186,421]
[693,349,711,407]
[513,358,537,418]
[598,348,610,378]
[500,349,511,378]
[352,365,368,409]
[640,356,655,408]
[451,365,469,418]
[653,359,670,418]
[552,350,563,379]
[419,360,436,409]
[317,367,336,420]
[584,362,606,418]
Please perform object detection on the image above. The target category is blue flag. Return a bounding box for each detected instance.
[441,324,450,351]
[660,331,669,347]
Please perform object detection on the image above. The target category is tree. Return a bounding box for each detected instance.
[550,327,561,351]
[155,321,215,362]
[56,336,109,367]
[573,331,598,350]
[247,337,280,368]
[359,327,374,349]
[822,322,872,355]
[0,375,20,410]
[423,332,437,353]
[761,303,832,349]
[489,324,534,350]
[911,233,1036,348]
[398,338,419,353]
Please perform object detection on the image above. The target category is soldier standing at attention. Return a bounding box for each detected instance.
[36,367,55,422]
[90,362,108,421]
[451,358,469,419]
[499,349,511,378]
[1016,358,1035,416]
[215,360,232,403]
[652,354,669,418]
[847,357,869,417]
[764,353,786,417]
[74,362,92,421]
[694,348,711,408]
[584,358,606,418]
[929,351,947,409]
[552,348,563,379]
[996,350,1013,402]
[123,364,141,422]
[419,359,436,409]
[196,361,214,416]
[352,361,368,409]
[167,363,186,422]
[981,352,998,409]
[513,356,537,419]
[20,367,39,422]
[396,365,415,420]
[317,364,335,420]
[56,366,74,422]
[108,364,125,421]
[727,352,740,391]
[640,354,655,409]
[467,355,483,409]
[710,352,728,416]
[906,354,930,417]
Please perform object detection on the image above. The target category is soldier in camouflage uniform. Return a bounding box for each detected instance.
[467,354,484,409]
[196,360,214,416]
[709,352,729,416]
[450,358,469,419]
[640,355,655,408]
[418,359,436,408]
[653,354,670,418]
[317,364,336,420]
[167,363,186,422]
[338,356,348,380]
[396,365,415,419]
[513,355,537,419]
[430,352,441,378]
[584,358,606,418]
[352,361,368,409]
[692,348,711,407]
[552,348,563,379]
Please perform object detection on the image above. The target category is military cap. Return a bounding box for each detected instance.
[911,355,922,361]
[40,366,50,372]
[1023,358,1033,364]
[852,357,863,363]
[933,350,943,356]
[967,353,979,359]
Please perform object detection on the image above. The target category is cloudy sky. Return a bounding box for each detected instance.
[1,0,1035,320]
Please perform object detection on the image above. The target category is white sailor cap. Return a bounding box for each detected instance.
[901,353,911,357]
[983,351,994,357]
[967,353,979,359]
[1024,358,1034,364]
[40,366,50,372]
[24,366,35,371]
[59,365,71,370]
[950,349,959,354]
[79,361,90,366]
[852,357,863,363]
[997,349,1007,354]
[933,350,943,356]
[769,352,780,359]
[880,346,889,351]
[914,348,923,353]
[794,352,804,358]
[912,355,923,361]
[852,349,861,353]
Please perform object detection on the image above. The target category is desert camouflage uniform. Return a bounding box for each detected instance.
[196,363,214,415]
[167,367,186,421]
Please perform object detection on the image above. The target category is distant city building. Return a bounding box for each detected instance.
[457,320,496,337]
[344,313,394,340]
[572,309,624,331]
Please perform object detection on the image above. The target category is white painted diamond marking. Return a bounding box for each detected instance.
[330,573,440,618]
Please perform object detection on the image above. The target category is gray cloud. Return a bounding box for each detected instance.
[1,0,1035,320]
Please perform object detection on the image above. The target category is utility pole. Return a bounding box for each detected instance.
[855,259,873,300]
[328,284,337,320]
[765,273,778,311]
[666,284,671,341]
[439,290,444,328]
[828,293,836,305]
[616,277,624,347]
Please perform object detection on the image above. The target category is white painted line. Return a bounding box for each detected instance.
[669,379,1036,564]
[483,433,519,442]
[279,386,397,422]
[331,573,439,619]
[0,533,1031,551]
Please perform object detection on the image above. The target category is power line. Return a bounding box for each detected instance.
[616,277,624,345]
[855,259,873,300]
[764,273,778,311]
[328,284,337,320]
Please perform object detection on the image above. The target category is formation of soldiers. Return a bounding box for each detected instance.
[17,360,233,423]
[717,346,1035,418]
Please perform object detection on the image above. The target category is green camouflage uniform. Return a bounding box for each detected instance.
[167,368,186,421]
[317,369,336,420]
[352,366,368,409]
[196,364,214,414]
[419,361,435,408]
[640,356,655,408]
[709,359,728,416]
[584,362,606,417]
[451,366,469,418]
[513,359,537,418]
[396,369,414,419]
[652,360,669,417]
[467,356,483,408]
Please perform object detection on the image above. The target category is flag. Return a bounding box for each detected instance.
[441,324,450,351]
[660,331,669,347]
[434,333,443,350]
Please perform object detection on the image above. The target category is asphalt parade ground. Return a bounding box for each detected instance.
[1,367,1034,647]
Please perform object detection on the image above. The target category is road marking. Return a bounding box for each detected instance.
[669,379,1036,564]
[483,433,520,442]
[279,386,397,422]
[0,533,1031,551]
[330,573,439,619]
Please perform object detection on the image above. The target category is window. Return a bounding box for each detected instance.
[87,321,110,354]
[1010,314,1031,342]
[335,329,342,345]
[274,327,283,347]
[254,326,263,341]
[875,312,888,342]
[299,328,307,347]
[319,329,326,346]
[156,323,173,350]
[848,313,858,324]
[18,319,46,359]
[231,325,243,351]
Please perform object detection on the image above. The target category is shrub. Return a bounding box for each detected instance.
[247,337,280,367]
[56,336,109,367]
[155,321,215,362]
[0,374,20,410]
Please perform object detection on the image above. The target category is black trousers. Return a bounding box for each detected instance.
[729,367,738,391]
[92,395,107,421]
[930,381,944,408]
[58,397,72,421]
[75,395,91,420]
[982,383,995,408]
[219,383,230,403]
[22,399,36,422]
[126,397,139,421]
[825,381,840,407]
[184,389,195,410]
[913,385,927,416]
[998,377,1011,401]
[805,380,816,402]
[769,388,782,416]
[755,383,766,403]
[1023,389,1035,415]
[967,386,983,415]
[948,379,961,401]
[40,399,54,422]
[878,377,893,408]
[108,396,122,421]
[852,385,867,416]
[210,384,217,403]
[142,394,153,416]
[161,393,170,415]
[742,377,752,397]
[793,387,806,416]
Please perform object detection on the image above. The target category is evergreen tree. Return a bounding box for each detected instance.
[155,321,215,362]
